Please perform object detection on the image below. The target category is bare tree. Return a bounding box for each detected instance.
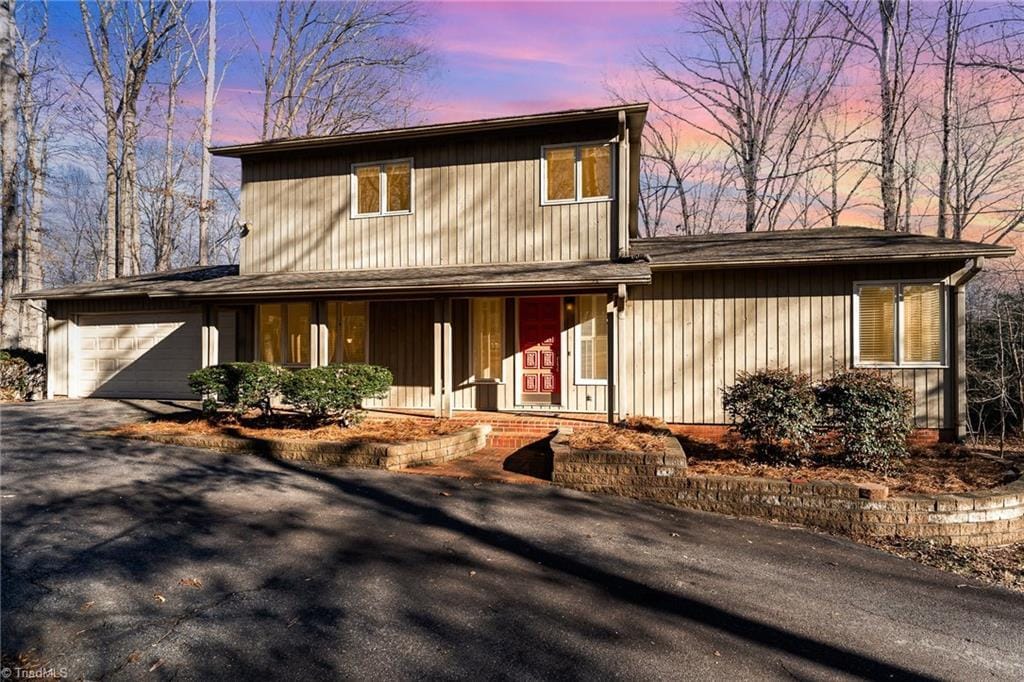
[45,166,107,286]
[809,99,873,227]
[254,0,428,139]
[641,0,854,232]
[828,0,936,232]
[0,0,20,346]
[937,0,966,238]
[193,0,215,265]
[14,0,61,350]
[79,0,180,277]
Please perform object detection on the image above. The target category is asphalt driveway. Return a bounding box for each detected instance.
[2,400,1022,681]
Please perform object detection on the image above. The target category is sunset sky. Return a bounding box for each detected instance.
[39,1,1024,241]
[48,0,679,143]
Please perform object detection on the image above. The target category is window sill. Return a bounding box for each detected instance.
[854,363,948,370]
[575,379,608,386]
[468,379,505,386]
[351,211,414,220]
[540,196,613,207]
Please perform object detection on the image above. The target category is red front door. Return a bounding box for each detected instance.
[519,297,560,405]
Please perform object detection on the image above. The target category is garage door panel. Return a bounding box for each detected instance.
[75,312,203,399]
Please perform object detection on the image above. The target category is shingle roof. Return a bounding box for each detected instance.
[631,227,1014,268]
[18,261,651,301]
[211,103,649,158]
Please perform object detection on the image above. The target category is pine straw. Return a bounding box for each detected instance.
[860,537,1024,592]
[681,436,1016,494]
[105,414,466,445]
[567,425,669,453]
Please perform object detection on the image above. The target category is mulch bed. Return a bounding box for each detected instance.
[105,413,466,445]
[567,417,673,453]
[679,435,1017,495]
[862,537,1024,593]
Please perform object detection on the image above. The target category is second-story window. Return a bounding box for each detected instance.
[542,143,613,204]
[352,159,412,218]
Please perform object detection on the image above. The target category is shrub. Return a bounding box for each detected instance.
[187,362,286,418]
[281,363,392,425]
[0,348,45,401]
[721,369,820,463]
[819,370,913,474]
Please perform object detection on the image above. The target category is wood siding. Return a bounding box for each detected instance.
[239,121,618,273]
[364,300,434,409]
[620,264,960,429]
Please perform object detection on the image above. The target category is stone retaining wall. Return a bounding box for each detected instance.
[550,428,688,501]
[124,424,491,470]
[551,429,1023,547]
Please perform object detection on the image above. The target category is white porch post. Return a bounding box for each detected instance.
[443,297,454,418]
[615,283,629,419]
[606,291,617,424]
[314,301,329,367]
[201,304,219,367]
[433,298,443,417]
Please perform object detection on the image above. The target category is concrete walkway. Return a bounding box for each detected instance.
[2,400,1023,680]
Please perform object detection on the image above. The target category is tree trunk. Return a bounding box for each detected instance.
[197,0,216,266]
[937,0,959,239]
[121,104,140,276]
[155,69,177,271]
[21,134,43,350]
[0,0,21,346]
[878,0,899,232]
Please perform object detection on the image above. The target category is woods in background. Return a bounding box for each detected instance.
[0,0,429,349]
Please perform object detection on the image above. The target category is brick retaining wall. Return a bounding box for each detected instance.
[551,429,1023,547]
[124,425,491,470]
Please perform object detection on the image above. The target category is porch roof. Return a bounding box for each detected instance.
[632,226,1015,269]
[18,260,652,301]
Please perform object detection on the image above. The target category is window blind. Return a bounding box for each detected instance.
[858,285,896,363]
[903,284,942,363]
[578,295,608,381]
[472,298,503,381]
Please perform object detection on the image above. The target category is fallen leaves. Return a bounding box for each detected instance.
[178,577,203,589]
[153,593,166,603]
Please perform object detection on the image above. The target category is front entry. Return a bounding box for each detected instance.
[518,297,561,405]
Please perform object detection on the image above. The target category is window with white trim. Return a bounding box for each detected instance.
[326,301,368,364]
[542,143,613,204]
[854,282,945,367]
[471,298,503,382]
[258,302,311,366]
[575,294,608,383]
[351,159,412,217]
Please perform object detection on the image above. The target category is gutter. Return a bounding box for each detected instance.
[647,251,1012,270]
[148,275,653,299]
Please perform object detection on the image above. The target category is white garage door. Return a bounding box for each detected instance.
[73,311,203,399]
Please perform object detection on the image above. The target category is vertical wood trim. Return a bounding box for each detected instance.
[443,297,454,418]
[433,298,443,417]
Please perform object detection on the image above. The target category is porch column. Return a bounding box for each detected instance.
[443,297,454,418]
[606,292,616,424]
[615,283,629,419]
[201,304,219,367]
[314,301,329,367]
[433,298,443,417]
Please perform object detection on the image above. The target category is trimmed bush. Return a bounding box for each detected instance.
[187,362,287,418]
[0,348,45,401]
[281,363,392,425]
[721,369,820,462]
[819,370,913,474]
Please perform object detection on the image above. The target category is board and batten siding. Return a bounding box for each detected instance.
[621,263,961,429]
[239,122,618,274]
[363,300,434,409]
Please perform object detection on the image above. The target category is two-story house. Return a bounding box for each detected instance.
[24,103,1014,440]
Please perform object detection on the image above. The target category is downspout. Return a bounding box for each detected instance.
[949,257,984,441]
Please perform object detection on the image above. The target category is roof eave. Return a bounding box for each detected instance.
[648,250,1015,270]
[211,103,650,158]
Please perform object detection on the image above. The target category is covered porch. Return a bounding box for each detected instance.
[184,260,651,423]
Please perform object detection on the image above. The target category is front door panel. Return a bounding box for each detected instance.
[519,297,560,405]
